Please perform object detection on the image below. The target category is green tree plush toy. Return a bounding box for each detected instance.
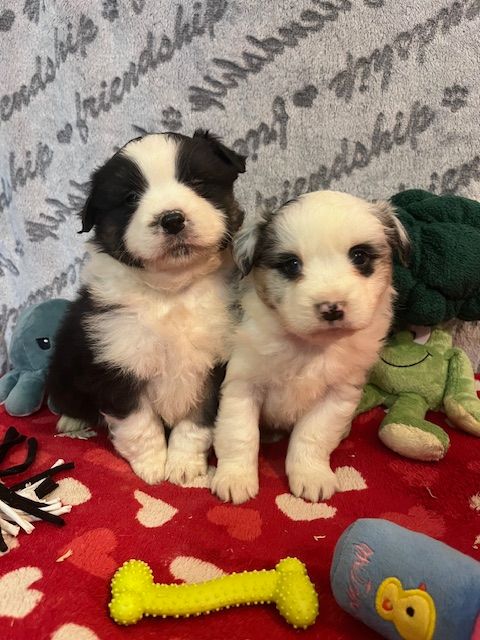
[357,328,480,462]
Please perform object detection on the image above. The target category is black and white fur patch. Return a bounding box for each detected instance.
[47,130,245,486]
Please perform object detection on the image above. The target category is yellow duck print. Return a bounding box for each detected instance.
[375,577,436,640]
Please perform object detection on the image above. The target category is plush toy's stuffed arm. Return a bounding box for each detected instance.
[3,370,47,417]
[443,348,480,436]
[355,383,388,416]
[0,370,21,404]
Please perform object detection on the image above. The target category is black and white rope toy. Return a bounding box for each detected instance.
[0,426,74,552]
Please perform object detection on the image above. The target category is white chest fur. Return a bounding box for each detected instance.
[231,290,389,430]
[83,251,232,424]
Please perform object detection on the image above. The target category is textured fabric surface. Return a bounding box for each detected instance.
[1,0,480,373]
[392,190,480,325]
[0,379,479,639]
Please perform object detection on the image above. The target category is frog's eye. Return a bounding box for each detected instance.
[410,327,432,345]
[36,337,51,350]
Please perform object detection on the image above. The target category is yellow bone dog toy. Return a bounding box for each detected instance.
[109,557,319,629]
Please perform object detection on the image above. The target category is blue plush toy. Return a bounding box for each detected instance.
[0,299,70,416]
[331,518,480,640]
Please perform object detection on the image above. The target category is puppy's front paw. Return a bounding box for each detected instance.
[211,464,259,504]
[287,464,339,502]
[57,415,89,433]
[130,449,167,485]
[165,452,208,486]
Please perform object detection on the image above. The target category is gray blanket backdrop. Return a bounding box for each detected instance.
[1,0,480,375]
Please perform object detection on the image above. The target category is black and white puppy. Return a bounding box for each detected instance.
[48,131,245,485]
[212,191,410,504]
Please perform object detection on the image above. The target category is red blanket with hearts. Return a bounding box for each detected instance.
[0,383,479,640]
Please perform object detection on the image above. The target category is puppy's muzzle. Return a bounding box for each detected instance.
[150,210,186,235]
[315,301,345,322]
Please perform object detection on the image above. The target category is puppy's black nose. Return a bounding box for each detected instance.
[315,302,345,322]
[160,210,185,235]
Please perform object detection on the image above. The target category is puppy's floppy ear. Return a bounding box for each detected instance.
[372,201,411,266]
[79,163,104,233]
[233,215,262,276]
[193,129,246,176]
[79,189,96,234]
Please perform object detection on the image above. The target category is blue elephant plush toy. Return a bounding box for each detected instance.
[0,299,70,416]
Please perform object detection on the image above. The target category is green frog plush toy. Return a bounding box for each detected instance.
[357,328,480,461]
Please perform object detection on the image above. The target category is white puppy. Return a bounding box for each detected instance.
[212,191,409,504]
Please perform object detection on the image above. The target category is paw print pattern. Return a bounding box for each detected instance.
[102,0,119,22]
[441,84,469,112]
[293,85,318,108]
[161,107,183,131]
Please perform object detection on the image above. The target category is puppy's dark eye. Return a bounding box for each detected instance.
[36,337,51,350]
[349,244,378,276]
[125,191,140,205]
[349,247,369,266]
[277,256,302,279]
